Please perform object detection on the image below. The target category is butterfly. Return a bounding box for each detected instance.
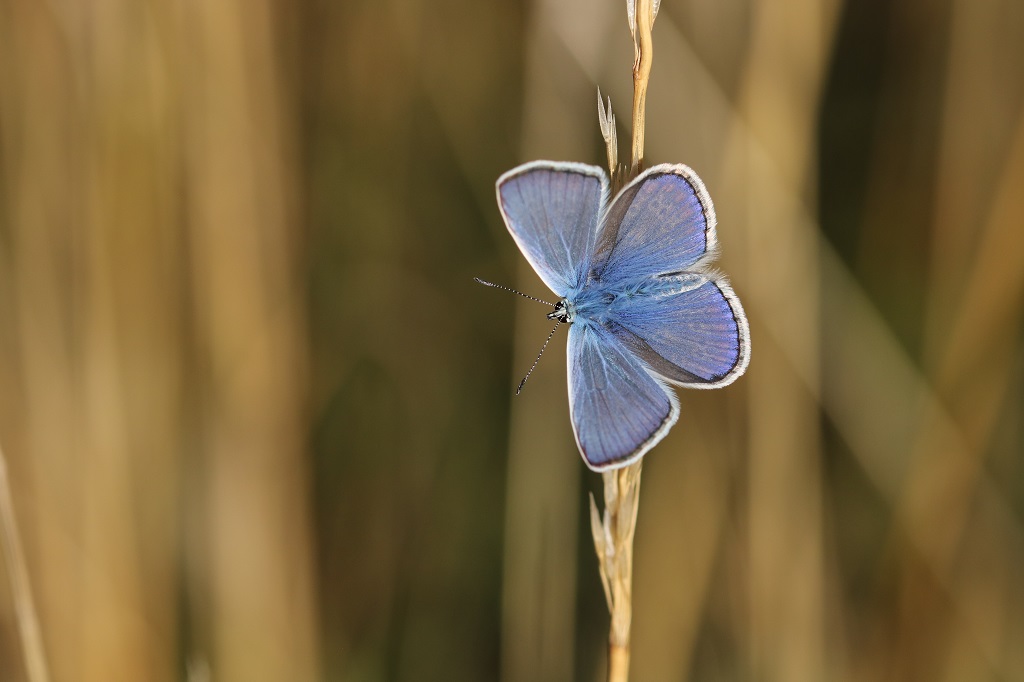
[493,160,750,471]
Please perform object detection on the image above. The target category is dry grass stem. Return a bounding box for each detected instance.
[589,3,658,681]
[590,463,643,682]
[629,0,656,173]
[597,90,620,188]
[0,443,51,682]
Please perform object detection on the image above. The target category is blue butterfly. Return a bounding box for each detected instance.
[493,161,750,471]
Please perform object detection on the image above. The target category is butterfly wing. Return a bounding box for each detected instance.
[593,164,716,283]
[497,161,609,296]
[567,322,679,470]
[607,273,750,388]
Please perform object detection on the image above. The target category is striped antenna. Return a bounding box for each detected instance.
[473,278,554,307]
[516,319,561,395]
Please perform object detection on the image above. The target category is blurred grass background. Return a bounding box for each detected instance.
[0,0,1022,680]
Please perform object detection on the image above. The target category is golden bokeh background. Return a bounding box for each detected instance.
[0,0,1022,680]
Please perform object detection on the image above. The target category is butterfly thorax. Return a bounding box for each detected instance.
[564,272,707,327]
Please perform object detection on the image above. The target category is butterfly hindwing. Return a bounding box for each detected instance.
[497,161,609,296]
[606,273,750,388]
[567,322,679,470]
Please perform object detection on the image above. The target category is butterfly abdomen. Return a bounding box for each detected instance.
[572,272,706,324]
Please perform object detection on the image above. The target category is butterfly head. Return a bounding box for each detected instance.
[546,299,574,324]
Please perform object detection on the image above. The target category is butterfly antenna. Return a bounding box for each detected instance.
[473,277,554,307]
[516,319,561,395]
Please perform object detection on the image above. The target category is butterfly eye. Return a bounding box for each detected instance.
[546,301,569,322]
[549,300,575,324]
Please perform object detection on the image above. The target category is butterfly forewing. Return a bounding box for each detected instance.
[594,164,716,283]
[567,323,679,470]
[496,161,609,296]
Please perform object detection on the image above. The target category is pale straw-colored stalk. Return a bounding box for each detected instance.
[628,0,657,173]
[590,2,658,680]
[0,441,51,682]
[589,464,643,682]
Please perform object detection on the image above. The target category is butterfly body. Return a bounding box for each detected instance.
[564,271,706,325]
[496,160,749,470]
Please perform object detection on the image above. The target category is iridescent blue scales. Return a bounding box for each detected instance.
[496,161,750,470]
